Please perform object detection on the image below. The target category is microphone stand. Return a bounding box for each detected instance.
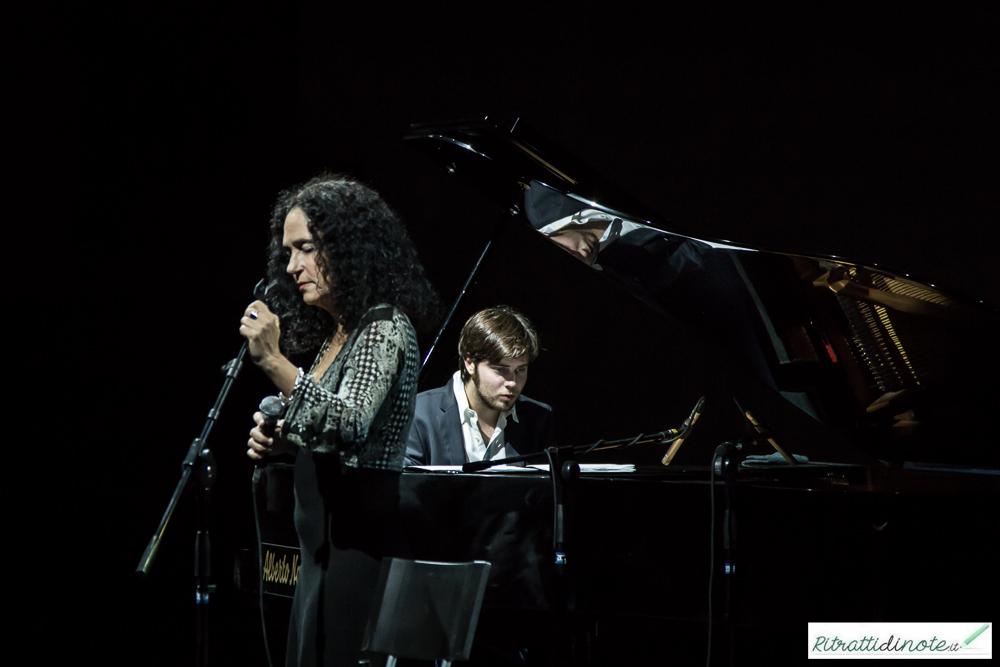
[707,399,796,666]
[543,445,579,666]
[710,440,740,667]
[136,279,268,667]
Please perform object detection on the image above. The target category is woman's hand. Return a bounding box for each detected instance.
[239,300,300,396]
[240,300,282,368]
[247,411,295,460]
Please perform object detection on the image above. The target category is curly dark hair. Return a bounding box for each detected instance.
[264,174,439,355]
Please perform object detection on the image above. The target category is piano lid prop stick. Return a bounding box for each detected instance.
[661,398,705,466]
[742,407,796,466]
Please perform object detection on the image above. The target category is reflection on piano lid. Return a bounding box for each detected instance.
[406,118,1000,468]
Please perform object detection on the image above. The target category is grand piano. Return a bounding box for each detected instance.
[244,118,999,665]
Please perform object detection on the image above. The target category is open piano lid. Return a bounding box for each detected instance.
[406,116,672,229]
[406,118,1000,471]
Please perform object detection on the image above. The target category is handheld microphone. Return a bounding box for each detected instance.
[258,395,286,438]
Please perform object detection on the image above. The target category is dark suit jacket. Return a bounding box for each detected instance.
[404,380,556,466]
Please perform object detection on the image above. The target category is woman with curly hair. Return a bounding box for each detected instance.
[239,175,438,666]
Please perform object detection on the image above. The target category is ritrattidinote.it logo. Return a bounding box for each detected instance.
[808,622,991,659]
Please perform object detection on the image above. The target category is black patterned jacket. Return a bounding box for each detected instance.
[282,305,419,471]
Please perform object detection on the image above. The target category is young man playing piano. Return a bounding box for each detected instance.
[404,306,555,466]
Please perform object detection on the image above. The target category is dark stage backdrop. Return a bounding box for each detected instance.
[44,5,997,665]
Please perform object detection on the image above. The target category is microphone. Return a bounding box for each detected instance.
[252,395,285,482]
[253,278,278,301]
[254,277,298,303]
[661,396,706,466]
[258,395,286,438]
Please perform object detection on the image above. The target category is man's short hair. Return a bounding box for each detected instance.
[458,306,540,382]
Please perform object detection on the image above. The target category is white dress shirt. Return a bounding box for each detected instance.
[451,371,519,463]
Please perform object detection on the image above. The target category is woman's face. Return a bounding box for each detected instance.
[283,207,336,314]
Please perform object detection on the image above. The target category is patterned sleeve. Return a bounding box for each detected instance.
[281,317,406,454]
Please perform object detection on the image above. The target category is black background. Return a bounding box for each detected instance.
[30,4,997,664]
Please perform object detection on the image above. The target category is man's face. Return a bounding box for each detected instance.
[545,224,605,266]
[465,354,530,411]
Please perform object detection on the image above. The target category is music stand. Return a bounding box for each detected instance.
[362,558,491,667]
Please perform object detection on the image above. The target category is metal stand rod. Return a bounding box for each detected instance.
[419,239,492,377]
[137,341,244,576]
[712,441,740,667]
[136,279,269,666]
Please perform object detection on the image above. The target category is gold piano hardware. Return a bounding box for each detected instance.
[509,139,579,185]
[813,267,987,325]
